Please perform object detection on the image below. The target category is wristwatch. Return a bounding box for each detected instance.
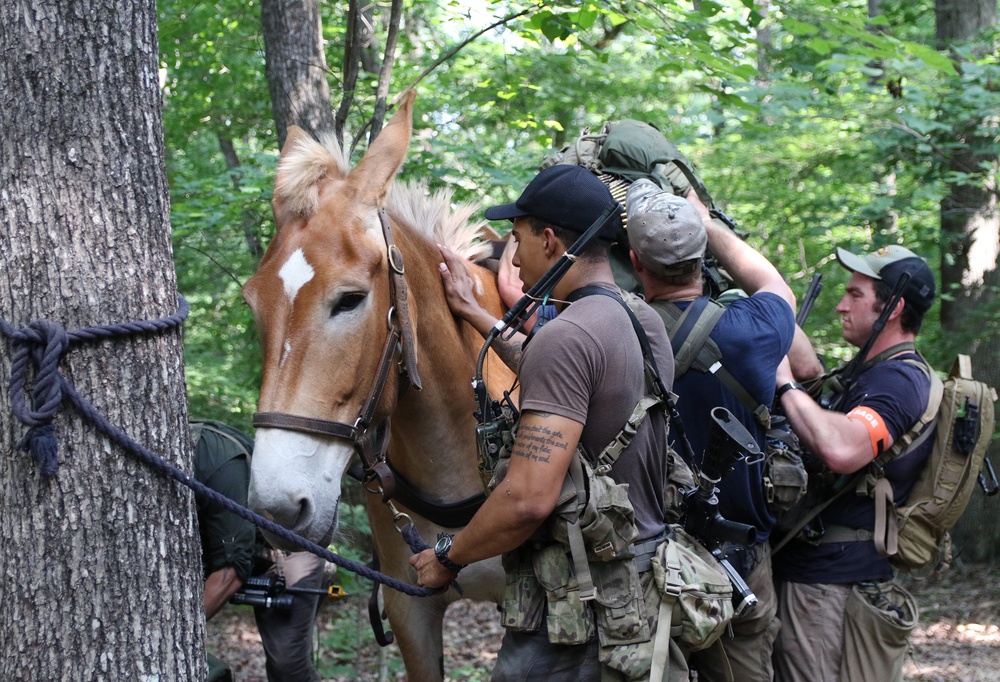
[776,381,806,400]
[434,534,467,573]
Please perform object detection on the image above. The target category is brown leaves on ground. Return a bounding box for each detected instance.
[207,563,999,682]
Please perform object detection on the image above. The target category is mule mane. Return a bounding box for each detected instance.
[388,182,492,262]
[275,133,492,262]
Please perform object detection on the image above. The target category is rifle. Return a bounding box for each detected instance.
[796,273,823,328]
[683,407,764,617]
[231,573,346,610]
[819,272,911,412]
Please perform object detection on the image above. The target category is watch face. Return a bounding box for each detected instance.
[435,536,451,553]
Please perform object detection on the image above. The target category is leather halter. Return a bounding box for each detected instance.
[253,209,421,501]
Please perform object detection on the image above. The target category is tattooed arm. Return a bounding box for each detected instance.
[410,410,582,588]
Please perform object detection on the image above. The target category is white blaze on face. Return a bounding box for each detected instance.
[278,248,315,303]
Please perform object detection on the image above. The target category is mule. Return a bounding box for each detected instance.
[243,92,515,680]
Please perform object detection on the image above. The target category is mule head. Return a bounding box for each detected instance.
[243,93,417,548]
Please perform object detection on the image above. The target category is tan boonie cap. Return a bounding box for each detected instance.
[626,179,707,277]
[836,245,936,312]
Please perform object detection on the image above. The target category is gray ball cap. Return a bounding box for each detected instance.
[626,179,707,277]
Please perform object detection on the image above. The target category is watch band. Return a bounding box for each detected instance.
[776,381,806,400]
[434,535,467,573]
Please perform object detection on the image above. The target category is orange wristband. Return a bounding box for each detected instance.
[846,405,891,458]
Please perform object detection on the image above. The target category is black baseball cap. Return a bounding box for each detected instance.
[484,165,622,241]
[836,245,936,312]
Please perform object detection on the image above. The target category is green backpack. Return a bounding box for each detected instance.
[540,119,714,207]
[540,119,741,298]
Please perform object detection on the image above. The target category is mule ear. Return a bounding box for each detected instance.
[350,91,416,206]
[281,125,311,158]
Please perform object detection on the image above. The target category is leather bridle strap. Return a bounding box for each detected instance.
[380,209,421,390]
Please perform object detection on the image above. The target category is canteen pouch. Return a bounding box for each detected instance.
[500,546,545,633]
[841,581,917,682]
[591,558,650,647]
[763,444,808,515]
[532,543,595,645]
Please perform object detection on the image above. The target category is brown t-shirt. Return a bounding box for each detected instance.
[519,287,675,542]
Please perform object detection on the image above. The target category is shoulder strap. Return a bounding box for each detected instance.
[652,297,771,428]
[565,286,676,468]
[875,352,942,465]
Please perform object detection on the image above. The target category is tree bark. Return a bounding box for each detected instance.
[0,1,203,678]
[934,0,999,562]
[261,0,336,147]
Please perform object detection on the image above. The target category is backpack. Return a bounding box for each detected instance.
[879,354,997,569]
[540,120,742,299]
[775,354,997,570]
[540,119,715,209]
[649,295,809,516]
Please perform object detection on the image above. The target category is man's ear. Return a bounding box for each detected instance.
[542,226,561,258]
[630,250,645,274]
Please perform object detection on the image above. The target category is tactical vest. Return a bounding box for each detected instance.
[488,287,679,649]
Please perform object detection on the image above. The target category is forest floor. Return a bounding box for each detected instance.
[207,561,1000,682]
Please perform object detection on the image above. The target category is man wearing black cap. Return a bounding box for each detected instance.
[771,245,936,682]
[410,165,679,680]
[626,179,798,682]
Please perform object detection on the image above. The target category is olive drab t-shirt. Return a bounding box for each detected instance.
[518,287,675,543]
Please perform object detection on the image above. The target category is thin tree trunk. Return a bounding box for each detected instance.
[0,0,203,678]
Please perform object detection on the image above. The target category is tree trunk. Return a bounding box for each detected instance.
[0,1,204,678]
[934,0,999,563]
[261,0,336,147]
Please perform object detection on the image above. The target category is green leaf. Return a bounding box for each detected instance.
[906,42,957,75]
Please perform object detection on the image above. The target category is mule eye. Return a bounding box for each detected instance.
[331,292,366,316]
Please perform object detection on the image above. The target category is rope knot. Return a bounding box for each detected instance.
[18,424,60,477]
[8,319,71,477]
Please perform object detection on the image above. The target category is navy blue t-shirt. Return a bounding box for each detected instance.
[774,354,933,584]
[661,292,795,542]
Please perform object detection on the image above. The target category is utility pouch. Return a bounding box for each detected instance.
[532,543,595,645]
[841,580,917,682]
[763,419,809,516]
[578,466,639,562]
[591,558,650,648]
[500,546,545,633]
[652,526,733,652]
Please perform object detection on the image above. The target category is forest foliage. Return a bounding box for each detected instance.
[158,0,1000,430]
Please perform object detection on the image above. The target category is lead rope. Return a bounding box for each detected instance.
[0,298,441,597]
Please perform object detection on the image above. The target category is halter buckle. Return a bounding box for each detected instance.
[388,244,405,275]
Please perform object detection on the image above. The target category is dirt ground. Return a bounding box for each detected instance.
[207,562,1000,682]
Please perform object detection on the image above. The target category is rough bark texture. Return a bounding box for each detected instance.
[935,0,1000,562]
[261,0,336,147]
[0,0,204,678]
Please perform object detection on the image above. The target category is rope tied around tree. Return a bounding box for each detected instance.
[0,298,446,598]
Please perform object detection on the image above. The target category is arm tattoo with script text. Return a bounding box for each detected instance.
[513,419,571,465]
